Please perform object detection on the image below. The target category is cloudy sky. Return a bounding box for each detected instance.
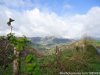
[0,0,100,38]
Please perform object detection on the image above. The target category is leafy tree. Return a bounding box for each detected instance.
[0,33,30,75]
[7,33,30,75]
[6,18,30,75]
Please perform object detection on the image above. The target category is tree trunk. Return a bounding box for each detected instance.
[13,47,20,75]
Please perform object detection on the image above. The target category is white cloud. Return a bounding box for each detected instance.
[0,0,33,9]
[68,7,100,38]
[0,5,100,38]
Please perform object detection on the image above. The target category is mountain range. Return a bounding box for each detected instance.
[28,36,73,50]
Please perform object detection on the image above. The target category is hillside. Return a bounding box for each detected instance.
[40,39,100,74]
[29,36,72,44]
[1,37,100,75]
[29,36,73,51]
